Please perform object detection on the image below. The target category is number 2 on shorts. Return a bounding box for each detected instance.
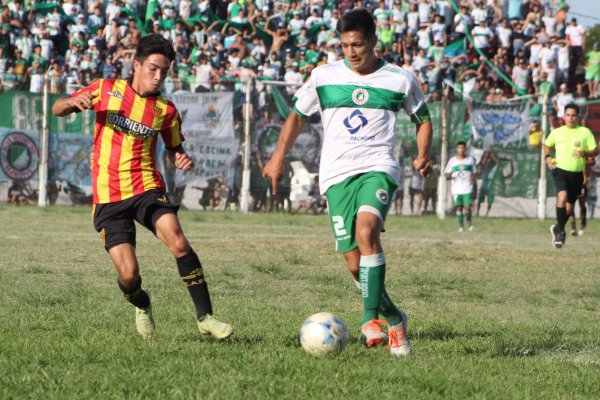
[332,215,347,237]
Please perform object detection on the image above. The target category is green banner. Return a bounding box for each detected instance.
[396,101,469,155]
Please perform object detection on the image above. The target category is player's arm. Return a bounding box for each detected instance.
[573,131,599,159]
[166,145,194,171]
[543,143,556,169]
[413,118,432,177]
[262,111,305,194]
[52,92,98,116]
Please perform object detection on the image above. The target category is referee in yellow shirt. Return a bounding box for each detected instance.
[544,103,598,248]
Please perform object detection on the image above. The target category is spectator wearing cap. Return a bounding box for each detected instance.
[71,14,91,37]
[512,57,532,94]
[585,43,600,98]
[284,61,303,94]
[289,10,304,36]
[62,0,81,19]
[0,23,11,56]
[472,20,494,58]
[264,19,288,60]
[305,8,323,29]
[471,1,488,26]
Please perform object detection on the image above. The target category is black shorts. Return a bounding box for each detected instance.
[553,168,584,204]
[93,189,179,251]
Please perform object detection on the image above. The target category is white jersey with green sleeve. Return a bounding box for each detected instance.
[293,59,430,194]
[444,155,477,195]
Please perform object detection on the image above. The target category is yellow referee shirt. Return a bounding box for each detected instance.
[545,125,597,172]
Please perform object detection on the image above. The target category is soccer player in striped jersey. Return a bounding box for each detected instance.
[263,8,432,356]
[52,34,233,340]
[445,141,477,232]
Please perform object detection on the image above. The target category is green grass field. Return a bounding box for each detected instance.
[1,206,599,399]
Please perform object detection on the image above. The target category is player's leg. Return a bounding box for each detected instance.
[94,202,154,339]
[569,202,578,236]
[454,195,464,231]
[136,190,232,339]
[153,213,233,340]
[485,191,494,218]
[354,173,410,355]
[579,190,587,235]
[463,195,474,231]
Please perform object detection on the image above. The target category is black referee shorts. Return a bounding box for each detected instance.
[552,168,584,204]
[93,189,180,251]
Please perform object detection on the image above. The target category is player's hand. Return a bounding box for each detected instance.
[70,92,97,112]
[546,157,556,170]
[174,152,194,171]
[263,156,284,195]
[572,150,586,158]
[413,157,432,177]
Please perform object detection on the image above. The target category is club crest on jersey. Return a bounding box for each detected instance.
[107,90,124,100]
[376,189,389,204]
[343,109,368,134]
[352,88,369,105]
[574,140,581,147]
[152,106,162,118]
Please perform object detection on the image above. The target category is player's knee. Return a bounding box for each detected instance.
[355,225,378,247]
[118,270,140,288]
[168,234,190,257]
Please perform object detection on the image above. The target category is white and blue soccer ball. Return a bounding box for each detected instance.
[300,312,349,356]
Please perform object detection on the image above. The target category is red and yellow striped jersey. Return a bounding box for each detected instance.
[73,79,184,204]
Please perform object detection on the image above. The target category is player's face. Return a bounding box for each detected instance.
[340,31,378,75]
[564,108,578,128]
[133,54,171,96]
[456,144,466,157]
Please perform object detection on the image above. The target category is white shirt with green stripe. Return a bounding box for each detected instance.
[444,156,477,196]
[293,59,429,194]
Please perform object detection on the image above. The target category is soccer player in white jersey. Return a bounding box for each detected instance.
[445,141,477,232]
[263,8,432,357]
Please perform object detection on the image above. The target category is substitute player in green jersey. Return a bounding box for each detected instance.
[263,8,432,357]
[445,142,477,232]
[544,103,598,249]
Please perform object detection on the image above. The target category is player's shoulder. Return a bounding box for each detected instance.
[311,60,345,78]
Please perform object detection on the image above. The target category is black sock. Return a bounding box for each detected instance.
[118,276,150,309]
[557,207,568,232]
[176,250,213,320]
[581,206,587,228]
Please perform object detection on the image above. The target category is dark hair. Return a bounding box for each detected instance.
[336,8,376,40]
[135,34,176,64]
[564,103,579,115]
[457,141,467,147]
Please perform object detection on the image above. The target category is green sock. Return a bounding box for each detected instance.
[359,253,385,325]
[380,289,403,327]
[456,211,464,228]
[354,277,403,326]
[465,210,472,226]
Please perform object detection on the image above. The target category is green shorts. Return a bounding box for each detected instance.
[585,70,600,81]
[325,172,398,253]
[453,193,472,207]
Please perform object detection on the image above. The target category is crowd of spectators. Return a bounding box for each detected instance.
[0,0,597,106]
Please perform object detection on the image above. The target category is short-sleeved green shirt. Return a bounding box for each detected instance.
[545,125,597,172]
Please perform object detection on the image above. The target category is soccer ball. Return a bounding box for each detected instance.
[300,312,349,356]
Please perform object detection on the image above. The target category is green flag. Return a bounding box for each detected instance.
[146,0,159,24]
